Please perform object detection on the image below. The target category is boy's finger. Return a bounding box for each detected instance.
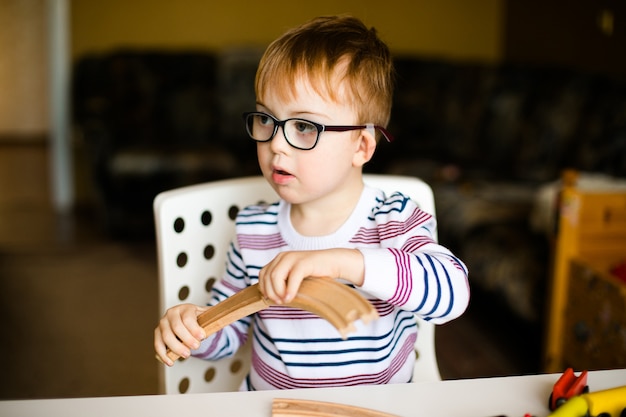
[284,274,304,303]
[170,321,200,352]
[181,308,206,342]
[266,278,283,304]
[154,329,174,366]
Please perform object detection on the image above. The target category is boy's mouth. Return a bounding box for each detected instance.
[271,167,294,184]
[271,163,292,175]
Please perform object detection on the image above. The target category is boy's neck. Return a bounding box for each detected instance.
[289,178,365,237]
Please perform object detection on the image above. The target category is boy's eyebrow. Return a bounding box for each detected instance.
[254,103,330,121]
[289,109,327,118]
[255,103,278,116]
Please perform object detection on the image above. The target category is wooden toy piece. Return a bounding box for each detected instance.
[158,282,270,364]
[159,277,378,364]
[272,398,401,417]
[286,277,379,338]
[196,284,269,340]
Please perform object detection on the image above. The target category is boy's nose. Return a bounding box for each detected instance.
[269,126,290,153]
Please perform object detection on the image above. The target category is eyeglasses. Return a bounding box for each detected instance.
[243,111,393,151]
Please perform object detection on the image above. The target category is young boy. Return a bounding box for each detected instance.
[154,15,469,390]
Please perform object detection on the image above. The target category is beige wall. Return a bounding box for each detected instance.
[0,0,49,205]
[0,0,502,206]
[0,0,504,136]
[71,0,504,61]
[0,0,48,135]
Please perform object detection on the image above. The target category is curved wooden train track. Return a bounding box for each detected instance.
[272,398,401,417]
[159,277,378,364]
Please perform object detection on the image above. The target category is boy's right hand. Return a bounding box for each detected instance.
[154,303,208,366]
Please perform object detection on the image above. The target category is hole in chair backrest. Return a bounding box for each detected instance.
[228,205,239,220]
[205,277,216,292]
[176,252,188,268]
[230,359,243,374]
[203,244,215,260]
[178,377,190,394]
[178,285,190,301]
[201,210,212,226]
[173,217,185,233]
[204,367,216,383]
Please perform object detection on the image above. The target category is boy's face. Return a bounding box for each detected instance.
[256,76,375,207]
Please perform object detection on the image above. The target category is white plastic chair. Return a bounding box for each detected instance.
[153,174,441,394]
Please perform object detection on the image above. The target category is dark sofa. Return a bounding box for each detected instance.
[72,48,626,329]
[384,57,626,324]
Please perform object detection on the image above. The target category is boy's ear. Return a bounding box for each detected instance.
[352,128,377,167]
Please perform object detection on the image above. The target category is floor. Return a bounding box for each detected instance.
[0,205,541,400]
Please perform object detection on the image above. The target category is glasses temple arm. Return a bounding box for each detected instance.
[367,124,394,143]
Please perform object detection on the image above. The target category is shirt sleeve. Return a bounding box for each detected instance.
[192,240,251,360]
[358,192,470,324]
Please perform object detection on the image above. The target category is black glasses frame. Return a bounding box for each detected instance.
[243,111,393,151]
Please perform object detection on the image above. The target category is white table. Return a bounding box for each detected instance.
[1,369,625,417]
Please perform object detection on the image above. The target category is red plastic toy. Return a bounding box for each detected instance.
[549,368,589,411]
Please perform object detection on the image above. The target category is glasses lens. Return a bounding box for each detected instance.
[285,119,319,150]
[246,113,275,141]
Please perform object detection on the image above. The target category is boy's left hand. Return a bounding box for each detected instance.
[259,249,364,304]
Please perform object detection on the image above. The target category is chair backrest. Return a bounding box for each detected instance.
[153,174,441,394]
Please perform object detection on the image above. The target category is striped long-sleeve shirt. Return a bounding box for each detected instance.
[192,185,470,390]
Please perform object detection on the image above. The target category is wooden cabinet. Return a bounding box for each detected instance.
[544,171,626,372]
[562,259,626,370]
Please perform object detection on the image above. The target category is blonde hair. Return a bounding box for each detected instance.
[255,15,394,133]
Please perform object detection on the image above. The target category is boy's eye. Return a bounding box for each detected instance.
[293,120,316,134]
[258,115,273,126]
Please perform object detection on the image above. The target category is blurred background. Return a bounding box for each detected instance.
[1,0,624,400]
